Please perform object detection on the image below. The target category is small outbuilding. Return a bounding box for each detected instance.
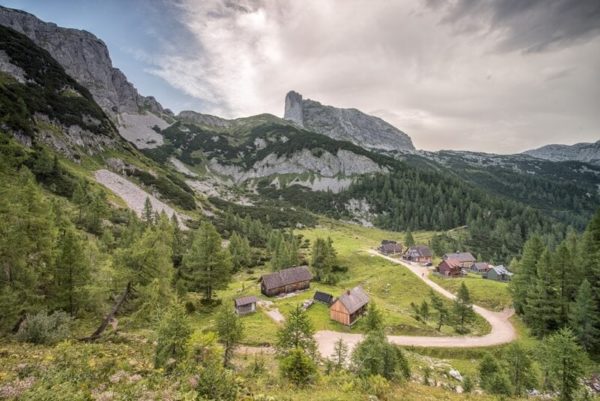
[314,291,334,305]
[437,258,464,277]
[260,266,312,297]
[404,245,433,265]
[484,265,513,282]
[330,286,370,326]
[379,240,403,255]
[234,296,258,315]
[471,262,492,274]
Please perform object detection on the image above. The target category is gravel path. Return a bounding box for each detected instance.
[94,169,187,225]
[315,250,516,358]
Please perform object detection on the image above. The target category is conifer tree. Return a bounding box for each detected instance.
[569,279,600,352]
[543,328,585,401]
[180,221,231,301]
[430,290,449,331]
[53,225,90,316]
[277,305,317,358]
[216,306,244,368]
[453,282,475,333]
[330,338,349,370]
[510,235,544,314]
[143,197,154,226]
[404,229,415,247]
[229,232,252,272]
[525,249,561,337]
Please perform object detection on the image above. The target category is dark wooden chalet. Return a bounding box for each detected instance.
[314,291,334,305]
[260,266,312,297]
[379,240,403,255]
[404,245,433,265]
[437,258,464,277]
[443,252,476,268]
[330,286,370,326]
[234,295,258,315]
[471,262,492,274]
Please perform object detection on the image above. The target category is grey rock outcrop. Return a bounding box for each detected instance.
[524,140,600,166]
[0,6,167,118]
[283,90,415,152]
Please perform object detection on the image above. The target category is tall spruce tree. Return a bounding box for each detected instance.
[510,235,544,314]
[180,221,231,301]
[543,328,586,401]
[569,279,600,352]
[526,250,561,337]
[553,243,579,326]
[453,282,475,333]
[229,232,252,272]
[404,229,415,247]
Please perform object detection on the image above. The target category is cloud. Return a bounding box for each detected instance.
[146,0,600,153]
[432,0,600,53]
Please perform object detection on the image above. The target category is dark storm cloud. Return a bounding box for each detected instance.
[433,0,600,52]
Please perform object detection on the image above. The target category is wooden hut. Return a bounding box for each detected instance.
[260,266,312,297]
[314,291,334,305]
[404,245,433,265]
[379,240,403,255]
[234,296,258,315]
[330,286,370,326]
[443,252,476,268]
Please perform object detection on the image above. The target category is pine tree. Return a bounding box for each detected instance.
[154,304,192,372]
[543,328,586,401]
[179,221,231,301]
[280,347,318,386]
[553,243,579,326]
[510,235,544,314]
[525,249,560,337]
[404,229,415,247]
[364,302,384,332]
[430,290,449,331]
[229,232,252,272]
[277,305,317,358]
[504,343,537,396]
[569,279,600,351]
[311,237,339,284]
[216,306,244,368]
[143,197,154,226]
[453,282,475,333]
[53,225,90,316]
[330,338,349,370]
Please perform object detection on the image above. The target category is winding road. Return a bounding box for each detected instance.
[314,250,516,357]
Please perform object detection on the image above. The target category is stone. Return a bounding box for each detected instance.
[283,90,415,152]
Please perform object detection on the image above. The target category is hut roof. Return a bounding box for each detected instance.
[234,296,258,307]
[337,286,369,314]
[261,266,312,291]
[314,291,334,304]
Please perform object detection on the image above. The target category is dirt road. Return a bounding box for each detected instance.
[315,250,516,357]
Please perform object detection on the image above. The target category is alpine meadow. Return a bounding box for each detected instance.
[0,2,600,401]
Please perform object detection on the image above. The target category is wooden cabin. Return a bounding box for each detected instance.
[330,286,370,326]
[234,296,258,315]
[379,240,403,255]
[471,262,492,274]
[443,252,476,268]
[484,265,513,282]
[437,259,464,277]
[260,266,312,297]
[404,245,433,265]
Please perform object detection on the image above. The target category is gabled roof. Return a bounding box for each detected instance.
[472,262,492,271]
[337,286,369,314]
[440,258,461,269]
[380,243,402,253]
[314,291,334,304]
[444,252,476,262]
[261,266,312,291]
[235,295,258,307]
[490,265,512,276]
[407,245,433,257]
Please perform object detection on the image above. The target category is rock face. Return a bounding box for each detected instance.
[0,6,166,118]
[177,110,233,130]
[283,90,415,152]
[523,140,600,166]
[208,148,386,183]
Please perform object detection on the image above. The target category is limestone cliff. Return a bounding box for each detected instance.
[283,90,415,152]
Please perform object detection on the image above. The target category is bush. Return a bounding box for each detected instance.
[16,310,71,345]
[154,305,192,372]
[362,375,391,400]
[279,347,318,386]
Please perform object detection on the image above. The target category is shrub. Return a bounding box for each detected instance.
[279,347,318,386]
[154,305,192,372]
[362,375,391,400]
[16,310,71,345]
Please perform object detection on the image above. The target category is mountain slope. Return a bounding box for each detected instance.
[0,5,167,118]
[523,140,600,165]
[284,90,415,152]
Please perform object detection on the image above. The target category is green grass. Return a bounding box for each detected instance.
[429,273,512,311]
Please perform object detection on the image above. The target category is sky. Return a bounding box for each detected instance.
[1,0,599,153]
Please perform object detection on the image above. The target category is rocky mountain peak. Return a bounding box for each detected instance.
[523,140,600,166]
[0,6,167,118]
[283,90,415,152]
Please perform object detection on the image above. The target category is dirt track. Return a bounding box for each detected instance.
[315,250,516,357]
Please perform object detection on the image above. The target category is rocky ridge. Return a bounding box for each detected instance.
[523,140,600,166]
[284,90,415,152]
[0,6,169,119]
